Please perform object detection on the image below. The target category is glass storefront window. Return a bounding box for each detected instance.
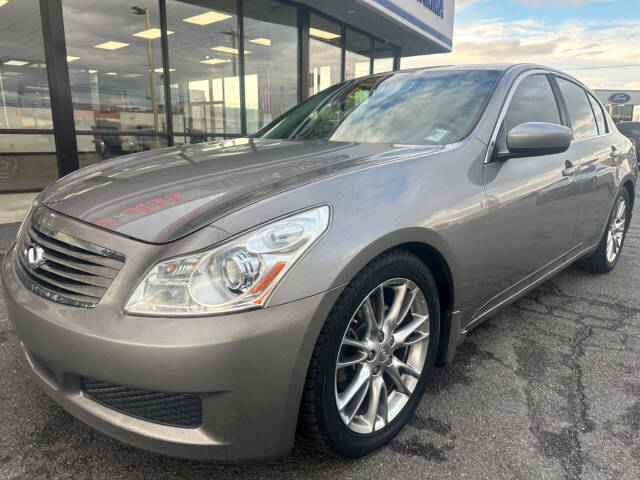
[166,0,241,139]
[0,134,58,190]
[309,14,341,96]
[244,0,298,133]
[1,1,402,192]
[62,0,166,136]
[0,0,52,129]
[344,29,371,81]
[373,41,394,74]
[78,134,169,168]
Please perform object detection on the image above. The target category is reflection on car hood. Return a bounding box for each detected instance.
[42,138,442,243]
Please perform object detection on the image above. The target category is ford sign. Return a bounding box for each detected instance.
[609,93,631,104]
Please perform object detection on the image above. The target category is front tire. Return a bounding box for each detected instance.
[299,249,440,457]
[579,188,630,273]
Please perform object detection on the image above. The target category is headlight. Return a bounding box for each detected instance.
[17,192,43,240]
[125,205,331,316]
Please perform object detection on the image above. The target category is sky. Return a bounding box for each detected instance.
[402,0,640,90]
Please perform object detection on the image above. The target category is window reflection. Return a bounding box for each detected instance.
[0,0,52,129]
[78,134,168,168]
[244,0,298,133]
[373,41,394,74]
[309,14,341,96]
[259,70,501,146]
[0,134,58,190]
[166,0,241,141]
[345,29,371,81]
[62,0,166,138]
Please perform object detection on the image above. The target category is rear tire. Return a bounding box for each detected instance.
[579,188,630,273]
[299,249,440,457]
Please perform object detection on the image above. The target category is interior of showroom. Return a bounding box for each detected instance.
[0,0,454,192]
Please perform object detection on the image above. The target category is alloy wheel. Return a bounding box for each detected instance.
[334,278,430,434]
[606,196,627,264]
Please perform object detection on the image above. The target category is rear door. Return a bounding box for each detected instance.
[476,73,580,320]
[554,77,619,247]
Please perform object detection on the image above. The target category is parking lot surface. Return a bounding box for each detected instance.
[1,203,639,479]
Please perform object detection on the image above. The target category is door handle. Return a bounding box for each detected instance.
[562,160,579,176]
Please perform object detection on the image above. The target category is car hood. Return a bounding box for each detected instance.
[42,138,442,243]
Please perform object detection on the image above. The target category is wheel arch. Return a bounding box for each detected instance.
[328,228,461,367]
[622,178,635,214]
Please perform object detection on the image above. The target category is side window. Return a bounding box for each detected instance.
[588,94,607,135]
[556,78,598,140]
[503,75,562,132]
[496,75,561,153]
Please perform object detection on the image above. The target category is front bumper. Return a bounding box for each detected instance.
[2,248,341,462]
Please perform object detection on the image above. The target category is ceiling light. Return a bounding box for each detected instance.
[0,1,8,7]
[106,72,118,76]
[200,58,231,65]
[2,72,22,76]
[88,69,98,74]
[210,46,249,55]
[154,67,175,73]
[4,60,29,66]
[132,28,174,39]
[122,73,143,78]
[182,11,231,25]
[66,56,80,62]
[94,41,130,50]
[250,38,271,46]
[310,28,340,40]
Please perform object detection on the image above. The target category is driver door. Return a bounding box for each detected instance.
[473,73,581,320]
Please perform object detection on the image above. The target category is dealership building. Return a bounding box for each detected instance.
[593,89,640,123]
[0,0,454,192]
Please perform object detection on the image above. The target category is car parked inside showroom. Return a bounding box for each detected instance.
[2,63,636,462]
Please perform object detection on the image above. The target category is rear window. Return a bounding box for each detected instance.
[257,69,501,145]
[588,95,607,135]
[556,78,598,140]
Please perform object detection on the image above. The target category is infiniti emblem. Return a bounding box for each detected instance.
[378,348,389,363]
[26,244,45,269]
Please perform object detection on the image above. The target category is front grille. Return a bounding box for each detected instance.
[14,211,126,308]
[81,378,203,428]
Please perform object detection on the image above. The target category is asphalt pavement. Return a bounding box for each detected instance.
[1,204,639,479]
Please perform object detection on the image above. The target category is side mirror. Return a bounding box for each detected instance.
[504,122,572,158]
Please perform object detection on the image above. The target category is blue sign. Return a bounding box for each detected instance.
[609,92,631,104]
[416,0,444,18]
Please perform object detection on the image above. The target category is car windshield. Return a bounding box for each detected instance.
[256,69,501,145]
[617,123,640,137]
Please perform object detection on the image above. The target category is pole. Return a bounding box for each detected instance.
[144,8,160,148]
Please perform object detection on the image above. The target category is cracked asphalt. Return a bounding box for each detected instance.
[1,200,639,480]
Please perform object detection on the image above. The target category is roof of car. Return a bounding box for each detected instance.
[393,63,588,88]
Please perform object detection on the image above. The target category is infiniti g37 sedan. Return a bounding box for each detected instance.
[3,64,636,461]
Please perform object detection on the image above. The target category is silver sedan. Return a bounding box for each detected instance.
[2,64,636,462]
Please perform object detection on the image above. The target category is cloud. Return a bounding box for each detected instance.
[445,39,558,62]
[512,0,614,5]
[402,17,640,89]
[456,0,480,11]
